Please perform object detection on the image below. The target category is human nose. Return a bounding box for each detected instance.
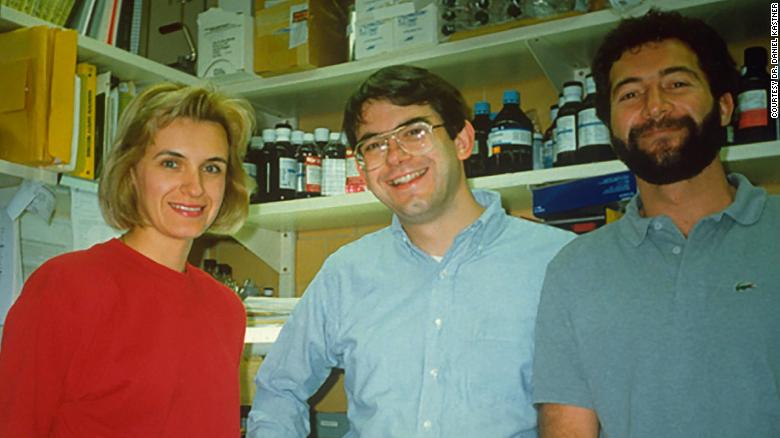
[181,167,205,197]
[384,135,411,166]
[642,86,671,121]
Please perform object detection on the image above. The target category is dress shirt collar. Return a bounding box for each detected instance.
[390,189,507,259]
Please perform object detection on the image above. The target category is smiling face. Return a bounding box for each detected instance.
[608,38,733,184]
[356,99,473,225]
[130,117,229,245]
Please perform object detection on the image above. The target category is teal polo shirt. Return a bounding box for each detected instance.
[533,173,780,438]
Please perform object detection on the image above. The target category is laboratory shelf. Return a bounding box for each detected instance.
[241,140,780,232]
[216,0,765,118]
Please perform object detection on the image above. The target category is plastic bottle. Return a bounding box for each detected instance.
[735,46,775,144]
[554,81,583,167]
[467,100,491,178]
[296,132,321,198]
[577,74,614,163]
[488,89,534,174]
[321,132,346,196]
[270,126,296,201]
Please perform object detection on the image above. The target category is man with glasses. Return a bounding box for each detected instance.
[247,65,573,437]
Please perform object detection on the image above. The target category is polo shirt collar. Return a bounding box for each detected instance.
[619,172,766,246]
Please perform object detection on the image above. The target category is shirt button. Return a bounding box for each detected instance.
[423,420,432,430]
[653,222,663,230]
[672,246,682,255]
[439,269,448,279]
[434,318,442,329]
[430,368,439,379]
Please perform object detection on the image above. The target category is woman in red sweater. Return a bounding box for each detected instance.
[0,83,255,437]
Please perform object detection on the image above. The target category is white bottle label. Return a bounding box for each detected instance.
[577,108,611,147]
[322,158,346,196]
[555,115,577,155]
[487,127,533,147]
[737,89,769,129]
[305,156,322,193]
[279,157,297,190]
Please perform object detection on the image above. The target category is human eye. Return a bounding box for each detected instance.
[160,159,178,169]
[203,162,225,174]
[402,124,428,139]
[617,89,639,102]
[361,139,384,154]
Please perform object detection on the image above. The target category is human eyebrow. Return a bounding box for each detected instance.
[659,66,702,81]
[356,116,434,144]
[611,77,642,99]
[153,150,228,165]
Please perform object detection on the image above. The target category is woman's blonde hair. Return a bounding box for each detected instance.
[98,83,255,234]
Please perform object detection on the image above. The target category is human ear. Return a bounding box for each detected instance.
[454,120,475,161]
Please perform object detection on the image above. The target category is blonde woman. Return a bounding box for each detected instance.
[0,83,254,437]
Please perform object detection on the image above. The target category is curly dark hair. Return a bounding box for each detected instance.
[591,9,738,126]
[342,65,470,147]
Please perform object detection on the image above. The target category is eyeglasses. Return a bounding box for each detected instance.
[355,121,446,171]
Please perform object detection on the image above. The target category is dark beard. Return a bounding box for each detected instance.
[610,106,725,185]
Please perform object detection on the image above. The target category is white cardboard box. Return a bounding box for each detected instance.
[394,3,437,51]
[197,8,254,78]
[354,2,437,60]
[354,17,396,59]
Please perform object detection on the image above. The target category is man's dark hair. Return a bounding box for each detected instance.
[342,65,470,147]
[591,9,738,125]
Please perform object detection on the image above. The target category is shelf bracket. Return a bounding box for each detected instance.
[232,226,297,298]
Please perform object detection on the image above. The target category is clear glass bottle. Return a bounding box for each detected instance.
[321,132,346,196]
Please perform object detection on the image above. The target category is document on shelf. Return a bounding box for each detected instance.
[0,181,55,325]
[70,186,121,251]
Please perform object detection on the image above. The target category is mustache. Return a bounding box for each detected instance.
[627,116,696,144]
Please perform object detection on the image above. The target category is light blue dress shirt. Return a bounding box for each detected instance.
[248,190,574,437]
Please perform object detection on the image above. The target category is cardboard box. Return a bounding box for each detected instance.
[354,2,438,60]
[394,3,437,50]
[253,0,348,76]
[197,8,254,78]
[354,17,395,59]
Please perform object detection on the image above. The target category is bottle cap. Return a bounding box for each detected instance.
[329,132,341,142]
[744,46,768,67]
[303,132,315,143]
[314,127,330,142]
[475,101,490,114]
[262,128,276,143]
[275,127,291,141]
[249,136,263,150]
[291,130,304,144]
[502,90,519,104]
[562,81,583,102]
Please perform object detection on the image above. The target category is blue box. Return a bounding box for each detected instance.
[315,412,349,438]
[532,171,636,218]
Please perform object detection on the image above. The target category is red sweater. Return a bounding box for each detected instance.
[0,239,246,437]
